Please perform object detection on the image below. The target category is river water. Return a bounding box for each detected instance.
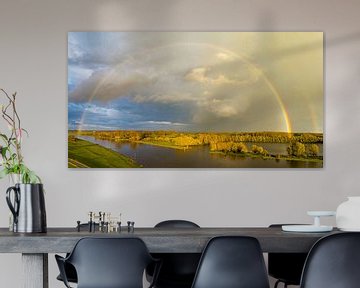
[78,136,323,168]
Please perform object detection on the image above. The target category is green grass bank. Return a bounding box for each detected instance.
[68,138,140,168]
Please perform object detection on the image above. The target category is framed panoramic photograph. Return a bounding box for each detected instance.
[68,32,323,168]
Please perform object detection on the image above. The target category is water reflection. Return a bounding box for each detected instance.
[78,136,322,168]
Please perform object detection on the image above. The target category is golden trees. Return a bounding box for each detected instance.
[308,144,320,157]
[287,141,306,157]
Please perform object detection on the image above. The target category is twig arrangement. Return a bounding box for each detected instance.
[0,88,40,183]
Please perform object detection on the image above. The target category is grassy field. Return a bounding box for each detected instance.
[68,138,141,168]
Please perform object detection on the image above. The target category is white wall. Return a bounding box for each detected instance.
[1,0,360,287]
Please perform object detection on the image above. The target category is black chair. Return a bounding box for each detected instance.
[191,236,270,288]
[268,224,308,288]
[154,220,200,229]
[55,237,160,288]
[300,232,360,288]
[147,220,201,288]
[56,262,77,284]
[56,223,99,284]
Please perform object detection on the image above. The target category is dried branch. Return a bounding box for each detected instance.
[0,89,23,167]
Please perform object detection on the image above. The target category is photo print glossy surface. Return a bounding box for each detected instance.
[68,32,323,168]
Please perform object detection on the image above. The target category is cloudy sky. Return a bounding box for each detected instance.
[68,32,323,133]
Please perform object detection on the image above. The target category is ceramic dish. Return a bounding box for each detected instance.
[282,225,333,232]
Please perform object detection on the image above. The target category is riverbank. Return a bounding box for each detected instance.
[209,151,323,163]
[75,135,323,168]
[116,138,323,164]
[136,140,189,150]
[68,138,141,168]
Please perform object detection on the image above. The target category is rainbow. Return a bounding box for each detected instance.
[76,41,293,133]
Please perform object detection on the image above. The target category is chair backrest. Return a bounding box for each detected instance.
[268,224,308,285]
[300,232,360,288]
[151,220,201,286]
[67,237,154,288]
[191,236,270,288]
[155,220,200,228]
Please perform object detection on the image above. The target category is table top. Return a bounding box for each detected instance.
[0,227,340,254]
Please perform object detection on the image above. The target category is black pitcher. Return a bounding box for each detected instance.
[6,183,47,233]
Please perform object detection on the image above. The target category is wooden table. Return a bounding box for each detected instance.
[0,227,338,288]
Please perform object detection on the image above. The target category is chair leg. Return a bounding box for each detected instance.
[274,280,290,288]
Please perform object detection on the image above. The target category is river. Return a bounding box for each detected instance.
[78,136,323,168]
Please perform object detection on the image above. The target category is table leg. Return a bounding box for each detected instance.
[22,253,48,288]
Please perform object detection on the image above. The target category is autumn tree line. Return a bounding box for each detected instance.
[70,130,323,159]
